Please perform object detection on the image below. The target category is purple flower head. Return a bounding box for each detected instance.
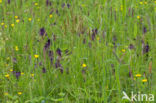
[42,67,46,73]
[92,33,96,41]
[56,9,59,15]
[50,58,53,64]
[15,72,21,79]
[143,26,147,34]
[91,28,98,41]
[49,50,54,57]
[67,4,70,8]
[129,44,134,49]
[60,67,63,74]
[55,61,61,68]
[143,43,150,54]
[62,3,65,8]
[44,39,51,50]
[129,70,132,77]
[56,48,62,56]
[8,0,10,4]
[46,0,52,6]
[40,28,47,36]
[49,50,54,64]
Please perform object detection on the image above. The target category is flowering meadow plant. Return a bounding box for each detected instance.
[0,0,155,102]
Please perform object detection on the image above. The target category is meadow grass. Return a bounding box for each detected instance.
[0,0,156,102]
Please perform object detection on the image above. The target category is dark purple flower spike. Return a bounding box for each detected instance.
[40,28,47,37]
[12,71,20,79]
[143,43,150,54]
[56,48,62,56]
[129,44,135,49]
[42,67,46,73]
[44,39,51,50]
[49,50,54,64]
[16,72,21,79]
[46,0,52,6]
[143,26,147,34]
[91,28,98,41]
[8,0,10,4]
[67,4,70,8]
[55,59,61,68]
[62,3,65,8]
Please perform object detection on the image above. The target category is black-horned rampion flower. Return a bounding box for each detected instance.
[67,3,70,8]
[143,26,147,34]
[46,0,52,6]
[8,0,10,4]
[56,48,62,56]
[49,50,54,64]
[40,28,46,37]
[42,67,46,73]
[44,39,51,50]
[91,28,98,41]
[143,43,150,54]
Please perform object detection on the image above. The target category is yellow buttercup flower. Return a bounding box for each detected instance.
[15,16,18,19]
[16,19,20,23]
[15,46,19,51]
[122,49,126,52]
[0,0,2,3]
[5,74,10,78]
[82,63,87,68]
[28,18,32,21]
[49,14,53,18]
[34,3,38,6]
[137,16,140,19]
[9,69,13,72]
[18,92,22,95]
[142,79,147,82]
[135,74,141,77]
[1,22,4,26]
[34,54,39,58]
[11,24,14,27]
[31,73,34,77]
[139,2,143,5]
[21,72,24,75]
